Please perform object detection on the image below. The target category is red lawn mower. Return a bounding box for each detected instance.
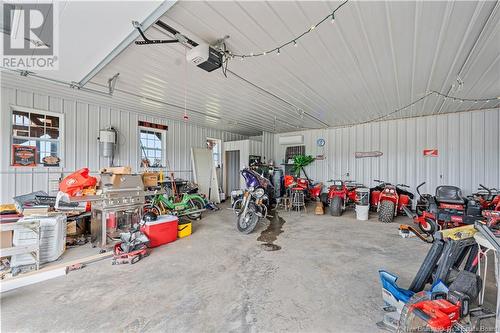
[321,180,363,216]
[370,180,413,223]
[472,184,500,210]
[404,182,484,235]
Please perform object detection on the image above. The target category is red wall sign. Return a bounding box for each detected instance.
[138,121,168,131]
[423,149,438,157]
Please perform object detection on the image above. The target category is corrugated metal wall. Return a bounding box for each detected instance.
[274,108,500,195]
[0,85,246,203]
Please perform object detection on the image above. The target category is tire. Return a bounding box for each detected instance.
[143,204,161,216]
[330,196,343,216]
[236,204,259,234]
[378,200,395,223]
[186,197,205,220]
[418,217,437,235]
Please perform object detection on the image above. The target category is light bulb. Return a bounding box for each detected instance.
[331,13,335,23]
[310,25,316,30]
[263,51,267,56]
[277,48,280,55]
[293,40,297,47]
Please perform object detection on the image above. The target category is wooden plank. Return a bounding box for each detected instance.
[0,252,112,293]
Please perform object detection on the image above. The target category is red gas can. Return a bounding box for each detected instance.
[141,215,178,247]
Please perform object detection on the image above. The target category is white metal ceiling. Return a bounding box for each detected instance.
[90,1,500,135]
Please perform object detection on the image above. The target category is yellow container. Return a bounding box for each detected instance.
[177,222,192,238]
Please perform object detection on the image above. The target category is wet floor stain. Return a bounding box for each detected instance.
[257,211,285,251]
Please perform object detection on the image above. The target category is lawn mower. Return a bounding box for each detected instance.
[403,182,483,235]
[471,184,500,210]
[320,180,363,216]
[112,224,150,265]
[378,225,481,331]
[370,180,413,223]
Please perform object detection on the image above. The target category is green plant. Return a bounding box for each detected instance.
[292,154,315,177]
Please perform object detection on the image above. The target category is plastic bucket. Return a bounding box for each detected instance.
[177,222,192,238]
[355,205,369,221]
[355,188,370,206]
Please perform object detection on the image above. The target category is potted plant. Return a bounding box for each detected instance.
[292,154,315,180]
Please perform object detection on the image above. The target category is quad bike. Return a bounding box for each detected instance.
[284,175,323,201]
[321,180,363,216]
[144,190,206,220]
[370,180,413,223]
[404,182,483,235]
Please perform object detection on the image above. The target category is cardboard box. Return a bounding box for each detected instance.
[100,166,132,175]
[142,172,159,187]
[0,231,13,249]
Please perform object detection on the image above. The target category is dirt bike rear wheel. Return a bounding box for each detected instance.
[378,200,395,223]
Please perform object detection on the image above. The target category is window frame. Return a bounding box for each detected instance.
[138,126,167,169]
[10,105,64,168]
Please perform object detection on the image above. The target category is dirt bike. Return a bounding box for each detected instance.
[322,180,362,216]
[370,180,413,223]
[144,190,206,220]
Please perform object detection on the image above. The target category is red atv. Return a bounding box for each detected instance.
[405,182,483,235]
[321,180,362,216]
[370,180,413,223]
[284,175,322,200]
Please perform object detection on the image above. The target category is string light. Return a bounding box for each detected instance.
[277,48,280,55]
[431,90,493,103]
[226,0,349,60]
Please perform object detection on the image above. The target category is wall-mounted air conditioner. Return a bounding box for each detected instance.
[278,135,303,145]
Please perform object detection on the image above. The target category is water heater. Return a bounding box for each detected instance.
[98,128,116,158]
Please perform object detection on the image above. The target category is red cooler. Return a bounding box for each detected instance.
[141,215,178,247]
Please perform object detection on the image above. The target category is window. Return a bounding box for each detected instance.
[207,138,222,168]
[140,127,166,168]
[11,108,62,166]
[285,145,305,161]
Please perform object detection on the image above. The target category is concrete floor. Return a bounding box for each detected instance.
[1,204,496,332]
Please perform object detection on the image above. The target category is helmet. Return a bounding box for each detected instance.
[143,211,158,222]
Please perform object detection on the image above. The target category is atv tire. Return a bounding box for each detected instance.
[330,197,343,216]
[378,200,395,223]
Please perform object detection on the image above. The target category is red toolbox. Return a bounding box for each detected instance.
[141,215,178,247]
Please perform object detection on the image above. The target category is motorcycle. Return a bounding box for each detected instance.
[404,182,483,235]
[235,168,274,234]
[370,180,413,223]
[321,180,363,216]
[144,190,206,220]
